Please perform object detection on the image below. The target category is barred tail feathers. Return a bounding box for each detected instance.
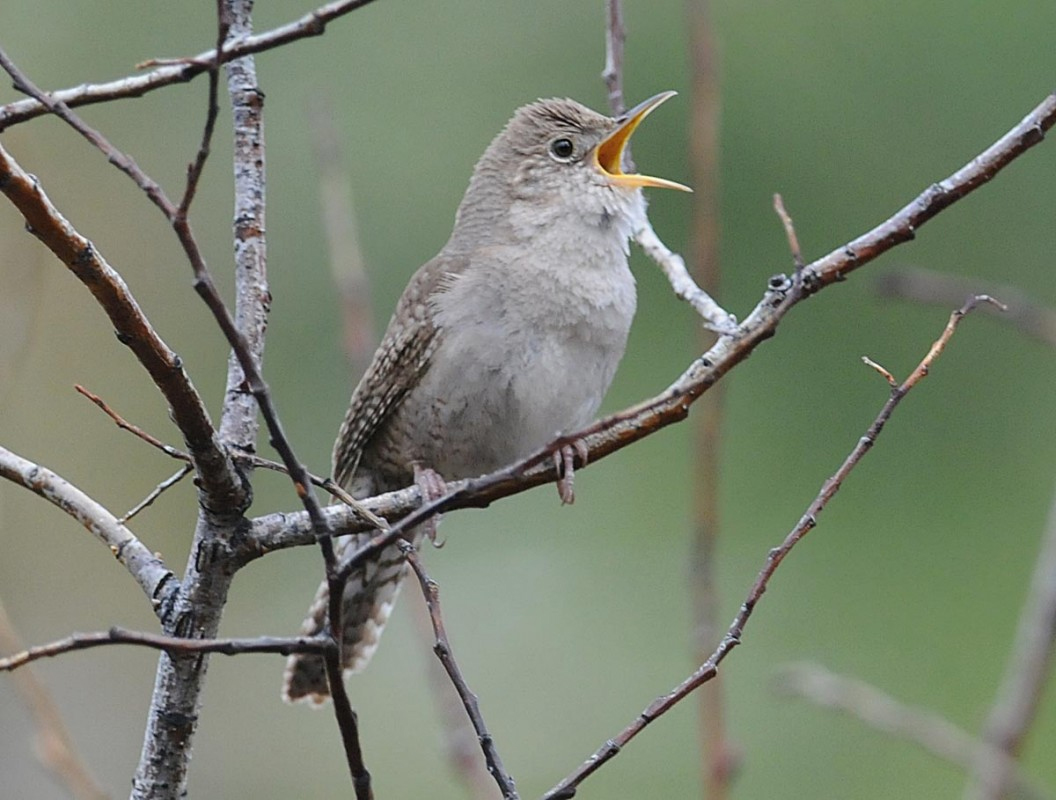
[282,538,410,705]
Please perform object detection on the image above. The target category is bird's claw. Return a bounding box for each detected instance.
[554,440,589,505]
[413,465,448,548]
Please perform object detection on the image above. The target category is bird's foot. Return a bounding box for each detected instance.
[413,464,448,548]
[554,440,590,505]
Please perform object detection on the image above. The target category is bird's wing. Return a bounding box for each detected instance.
[330,253,462,489]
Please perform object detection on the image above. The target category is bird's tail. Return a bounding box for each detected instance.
[282,534,412,705]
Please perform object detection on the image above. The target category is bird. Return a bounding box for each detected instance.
[283,92,690,704]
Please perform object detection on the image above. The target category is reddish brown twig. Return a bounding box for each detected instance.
[0,147,247,516]
[177,3,229,218]
[542,295,1001,799]
[402,545,519,799]
[75,385,191,462]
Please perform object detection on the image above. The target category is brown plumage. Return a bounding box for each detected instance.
[283,93,687,704]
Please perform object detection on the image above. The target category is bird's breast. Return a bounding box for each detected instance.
[408,235,636,478]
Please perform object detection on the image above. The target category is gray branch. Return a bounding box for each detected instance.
[0,445,175,607]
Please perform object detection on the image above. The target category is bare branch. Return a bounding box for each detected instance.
[0,601,110,800]
[75,385,191,462]
[775,663,1051,800]
[965,483,1056,800]
[0,627,330,672]
[773,192,804,273]
[861,355,898,386]
[0,47,179,219]
[402,545,518,799]
[0,445,175,607]
[542,296,1000,799]
[0,0,382,130]
[178,5,230,218]
[634,219,736,332]
[0,142,246,511]
[120,465,194,524]
[599,3,734,334]
[808,94,1055,289]
[131,4,264,797]
[876,268,1056,349]
[602,0,627,118]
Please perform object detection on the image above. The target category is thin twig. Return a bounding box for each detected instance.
[75,385,191,462]
[234,452,387,528]
[876,268,1056,349]
[177,4,230,217]
[602,0,627,118]
[0,601,110,800]
[410,596,496,800]
[0,445,175,607]
[120,464,194,523]
[0,0,382,130]
[634,194,736,334]
[0,627,330,672]
[775,663,1050,800]
[0,47,178,219]
[402,544,519,799]
[965,483,1056,800]
[600,2,737,335]
[322,559,374,800]
[773,193,804,273]
[542,295,1001,799]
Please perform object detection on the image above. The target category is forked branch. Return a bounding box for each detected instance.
[543,294,1002,798]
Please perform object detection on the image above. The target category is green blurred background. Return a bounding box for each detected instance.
[1,1,1054,797]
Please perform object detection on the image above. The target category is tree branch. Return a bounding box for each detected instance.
[0,446,175,607]
[774,663,1051,800]
[0,141,246,513]
[542,294,1002,798]
[75,385,192,463]
[0,0,382,131]
[402,545,518,799]
[0,627,330,672]
[120,465,194,524]
[601,0,627,117]
[965,482,1056,800]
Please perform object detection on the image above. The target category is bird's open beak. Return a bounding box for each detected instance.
[594,91,692,193]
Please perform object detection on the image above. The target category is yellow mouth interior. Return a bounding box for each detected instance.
[594,91,692,192]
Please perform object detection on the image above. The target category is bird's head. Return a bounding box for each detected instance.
[455,92,690,243]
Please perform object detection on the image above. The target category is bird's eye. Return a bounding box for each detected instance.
[549,137,575,161]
